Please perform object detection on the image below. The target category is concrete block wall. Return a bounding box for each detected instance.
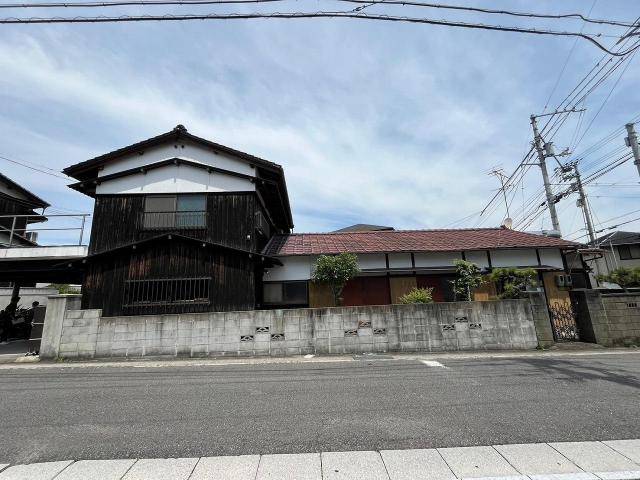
[527,292,555,348]
[571,290,640,347]
[600,294,640,346]
[41,295,542,359]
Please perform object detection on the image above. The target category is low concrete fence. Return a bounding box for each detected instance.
[40,294,547,359]
[571,290,640,347]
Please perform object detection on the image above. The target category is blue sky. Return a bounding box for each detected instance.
[1,0,639,245]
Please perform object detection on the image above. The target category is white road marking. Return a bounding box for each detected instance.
[421,360,447,368]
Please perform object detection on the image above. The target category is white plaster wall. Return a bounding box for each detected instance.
[414,252,462,268]
[538,249,564,269]
[490,249,538,267]
[99,141,255,177]
[465,250,490,269]
[357,254,387,270]
[0,245,88,259]
[264,256,313,281]
[95,163,254,195]
[388,253,412,269]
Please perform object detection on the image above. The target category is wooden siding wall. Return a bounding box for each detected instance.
[82,240,255,316]
[342,277,391,306]
[0,196,32,233]
[389,276,417,303]
[89,193,258,254]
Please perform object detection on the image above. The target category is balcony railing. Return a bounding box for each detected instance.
[0,213,91,247]
[141,211,207,230]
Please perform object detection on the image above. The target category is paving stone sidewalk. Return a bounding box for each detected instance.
[1,440,639,480]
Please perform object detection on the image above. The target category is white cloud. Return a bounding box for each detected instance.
[0,0,638,241]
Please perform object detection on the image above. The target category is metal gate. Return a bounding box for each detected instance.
[548,301,580,341]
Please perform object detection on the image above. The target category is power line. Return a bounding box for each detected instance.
[483,37,640,229]
[1,11,638,56]
[572,48,639,150]
[0,154,69,179]
[542,0,597,112]
[2,0,636,29]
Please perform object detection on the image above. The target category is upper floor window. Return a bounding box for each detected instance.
[618,244,640,260]
[143,194,206,230]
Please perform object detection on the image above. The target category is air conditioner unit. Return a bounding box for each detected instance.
[555,274,572,288]
[25,232,38,243]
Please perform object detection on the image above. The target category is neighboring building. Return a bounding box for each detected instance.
[261,228,581,308]
[62,125,292,316]
[61,125,581,315]
[590,231,640,276]
[0,172,49,247]
[333,224,395,233]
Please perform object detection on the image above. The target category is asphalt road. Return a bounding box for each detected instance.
[0,353,639,465]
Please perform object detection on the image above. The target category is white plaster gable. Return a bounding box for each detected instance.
[98,139,255,177]
[95,163,255,194]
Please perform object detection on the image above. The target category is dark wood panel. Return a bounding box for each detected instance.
[342,276,391,306]
[416,275,455,302]
[82,238,255,316]
[88,195,144,254]
[89,192,258,254]
[0,196,33,233]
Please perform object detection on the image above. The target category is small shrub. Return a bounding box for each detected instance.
[596,267,640,289]
[48,283,80,294]
[489,267,537,299]
[398,287,434,304]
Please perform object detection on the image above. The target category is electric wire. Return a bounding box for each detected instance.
[1,0,636,30]
[0,11,638,57]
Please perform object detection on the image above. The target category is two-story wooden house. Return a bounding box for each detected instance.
[63,125,292,316]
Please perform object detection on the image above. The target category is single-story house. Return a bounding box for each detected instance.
[260,227,582,309]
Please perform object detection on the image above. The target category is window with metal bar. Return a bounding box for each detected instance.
[123,277,211,311]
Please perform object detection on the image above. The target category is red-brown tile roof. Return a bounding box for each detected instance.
[262,228,581,256]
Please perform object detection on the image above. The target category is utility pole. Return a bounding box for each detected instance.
[625,123,640,178]
[529,109,585,236]
[573,165,596,244]
[558,161,596,244]
[530,115,561,234]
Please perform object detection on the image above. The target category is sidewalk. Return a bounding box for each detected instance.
[1,344,638,369]
[1,440,640,480]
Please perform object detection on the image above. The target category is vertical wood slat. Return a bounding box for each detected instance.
[83,192,258,315]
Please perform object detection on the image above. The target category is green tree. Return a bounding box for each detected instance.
[452,259,483,301]
[489,267,537,299]
[596,267,640,289]
[311,253,360,306]
[398,287,434,304]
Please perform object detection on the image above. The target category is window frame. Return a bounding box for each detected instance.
[262,281,309,306]
[142,193,207,230]
[618,244,640,260]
